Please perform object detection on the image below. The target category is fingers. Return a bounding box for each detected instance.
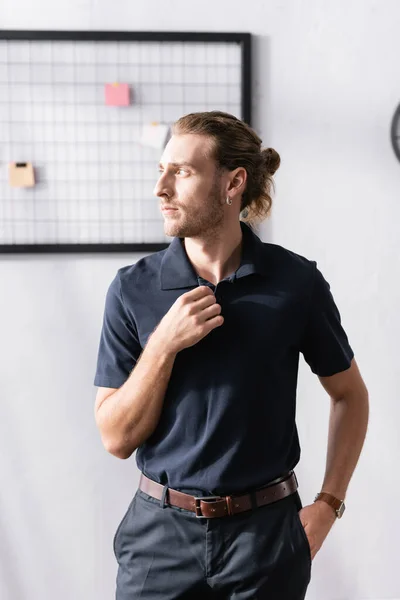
[182,285,215,302]
[200,303,222,322]
[194,293,217,311]
[177,285,224,339]
[203,314,224,332]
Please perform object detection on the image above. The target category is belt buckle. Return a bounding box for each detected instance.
[194,495,221,518]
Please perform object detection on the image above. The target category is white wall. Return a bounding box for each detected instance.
[1,1,399,599]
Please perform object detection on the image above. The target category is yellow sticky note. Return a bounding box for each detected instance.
[9,162,35,188]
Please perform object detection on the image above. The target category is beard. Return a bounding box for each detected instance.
[163,175,225,239]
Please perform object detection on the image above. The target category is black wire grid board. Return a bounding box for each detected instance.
[0,31,252,254]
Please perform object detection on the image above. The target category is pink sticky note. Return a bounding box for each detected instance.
[105,83,130,106]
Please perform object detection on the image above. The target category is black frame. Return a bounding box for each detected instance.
[391,103,400,164]
[0,29,252,254]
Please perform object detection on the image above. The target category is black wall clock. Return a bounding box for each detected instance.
[391,104,400,163]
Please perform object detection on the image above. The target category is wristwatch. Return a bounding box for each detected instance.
[314,492,346,519]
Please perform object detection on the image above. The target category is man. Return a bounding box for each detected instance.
[94,111,369,599]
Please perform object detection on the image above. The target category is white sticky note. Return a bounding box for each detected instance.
[140,122,170,150]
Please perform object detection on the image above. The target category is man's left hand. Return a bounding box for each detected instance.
[298,500,337,561]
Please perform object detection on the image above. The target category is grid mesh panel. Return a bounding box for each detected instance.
[0,36,245,249]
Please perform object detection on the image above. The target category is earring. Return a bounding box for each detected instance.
[226,196,232,206]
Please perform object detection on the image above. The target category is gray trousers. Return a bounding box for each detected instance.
[113,486,312,599]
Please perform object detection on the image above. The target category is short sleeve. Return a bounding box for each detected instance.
[94,270,142,388]
[299,261,354,377]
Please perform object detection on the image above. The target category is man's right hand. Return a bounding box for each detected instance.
[151,286,224,354]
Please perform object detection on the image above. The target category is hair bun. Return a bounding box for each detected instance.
[261,147,280,175]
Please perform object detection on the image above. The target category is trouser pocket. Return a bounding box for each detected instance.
[292,492,312,567]
[113,492,138,560]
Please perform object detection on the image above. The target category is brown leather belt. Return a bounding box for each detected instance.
[139,471,298,518]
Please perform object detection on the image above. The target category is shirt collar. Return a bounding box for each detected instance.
[160,221,267,291]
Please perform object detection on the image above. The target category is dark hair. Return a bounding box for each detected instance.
[172,111,280,224]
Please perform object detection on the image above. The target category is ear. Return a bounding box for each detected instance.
[227,167,247,196]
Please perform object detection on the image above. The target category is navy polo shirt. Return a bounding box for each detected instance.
[94,221,354,496]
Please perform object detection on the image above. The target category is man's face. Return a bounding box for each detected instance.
[153,134,225,238]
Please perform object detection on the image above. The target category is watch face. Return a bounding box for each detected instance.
[336,502,346,518]
[391,103,400,163]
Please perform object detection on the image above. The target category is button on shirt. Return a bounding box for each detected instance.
[94,221,354,496]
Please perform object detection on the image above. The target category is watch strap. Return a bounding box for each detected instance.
[314,492,345,518]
